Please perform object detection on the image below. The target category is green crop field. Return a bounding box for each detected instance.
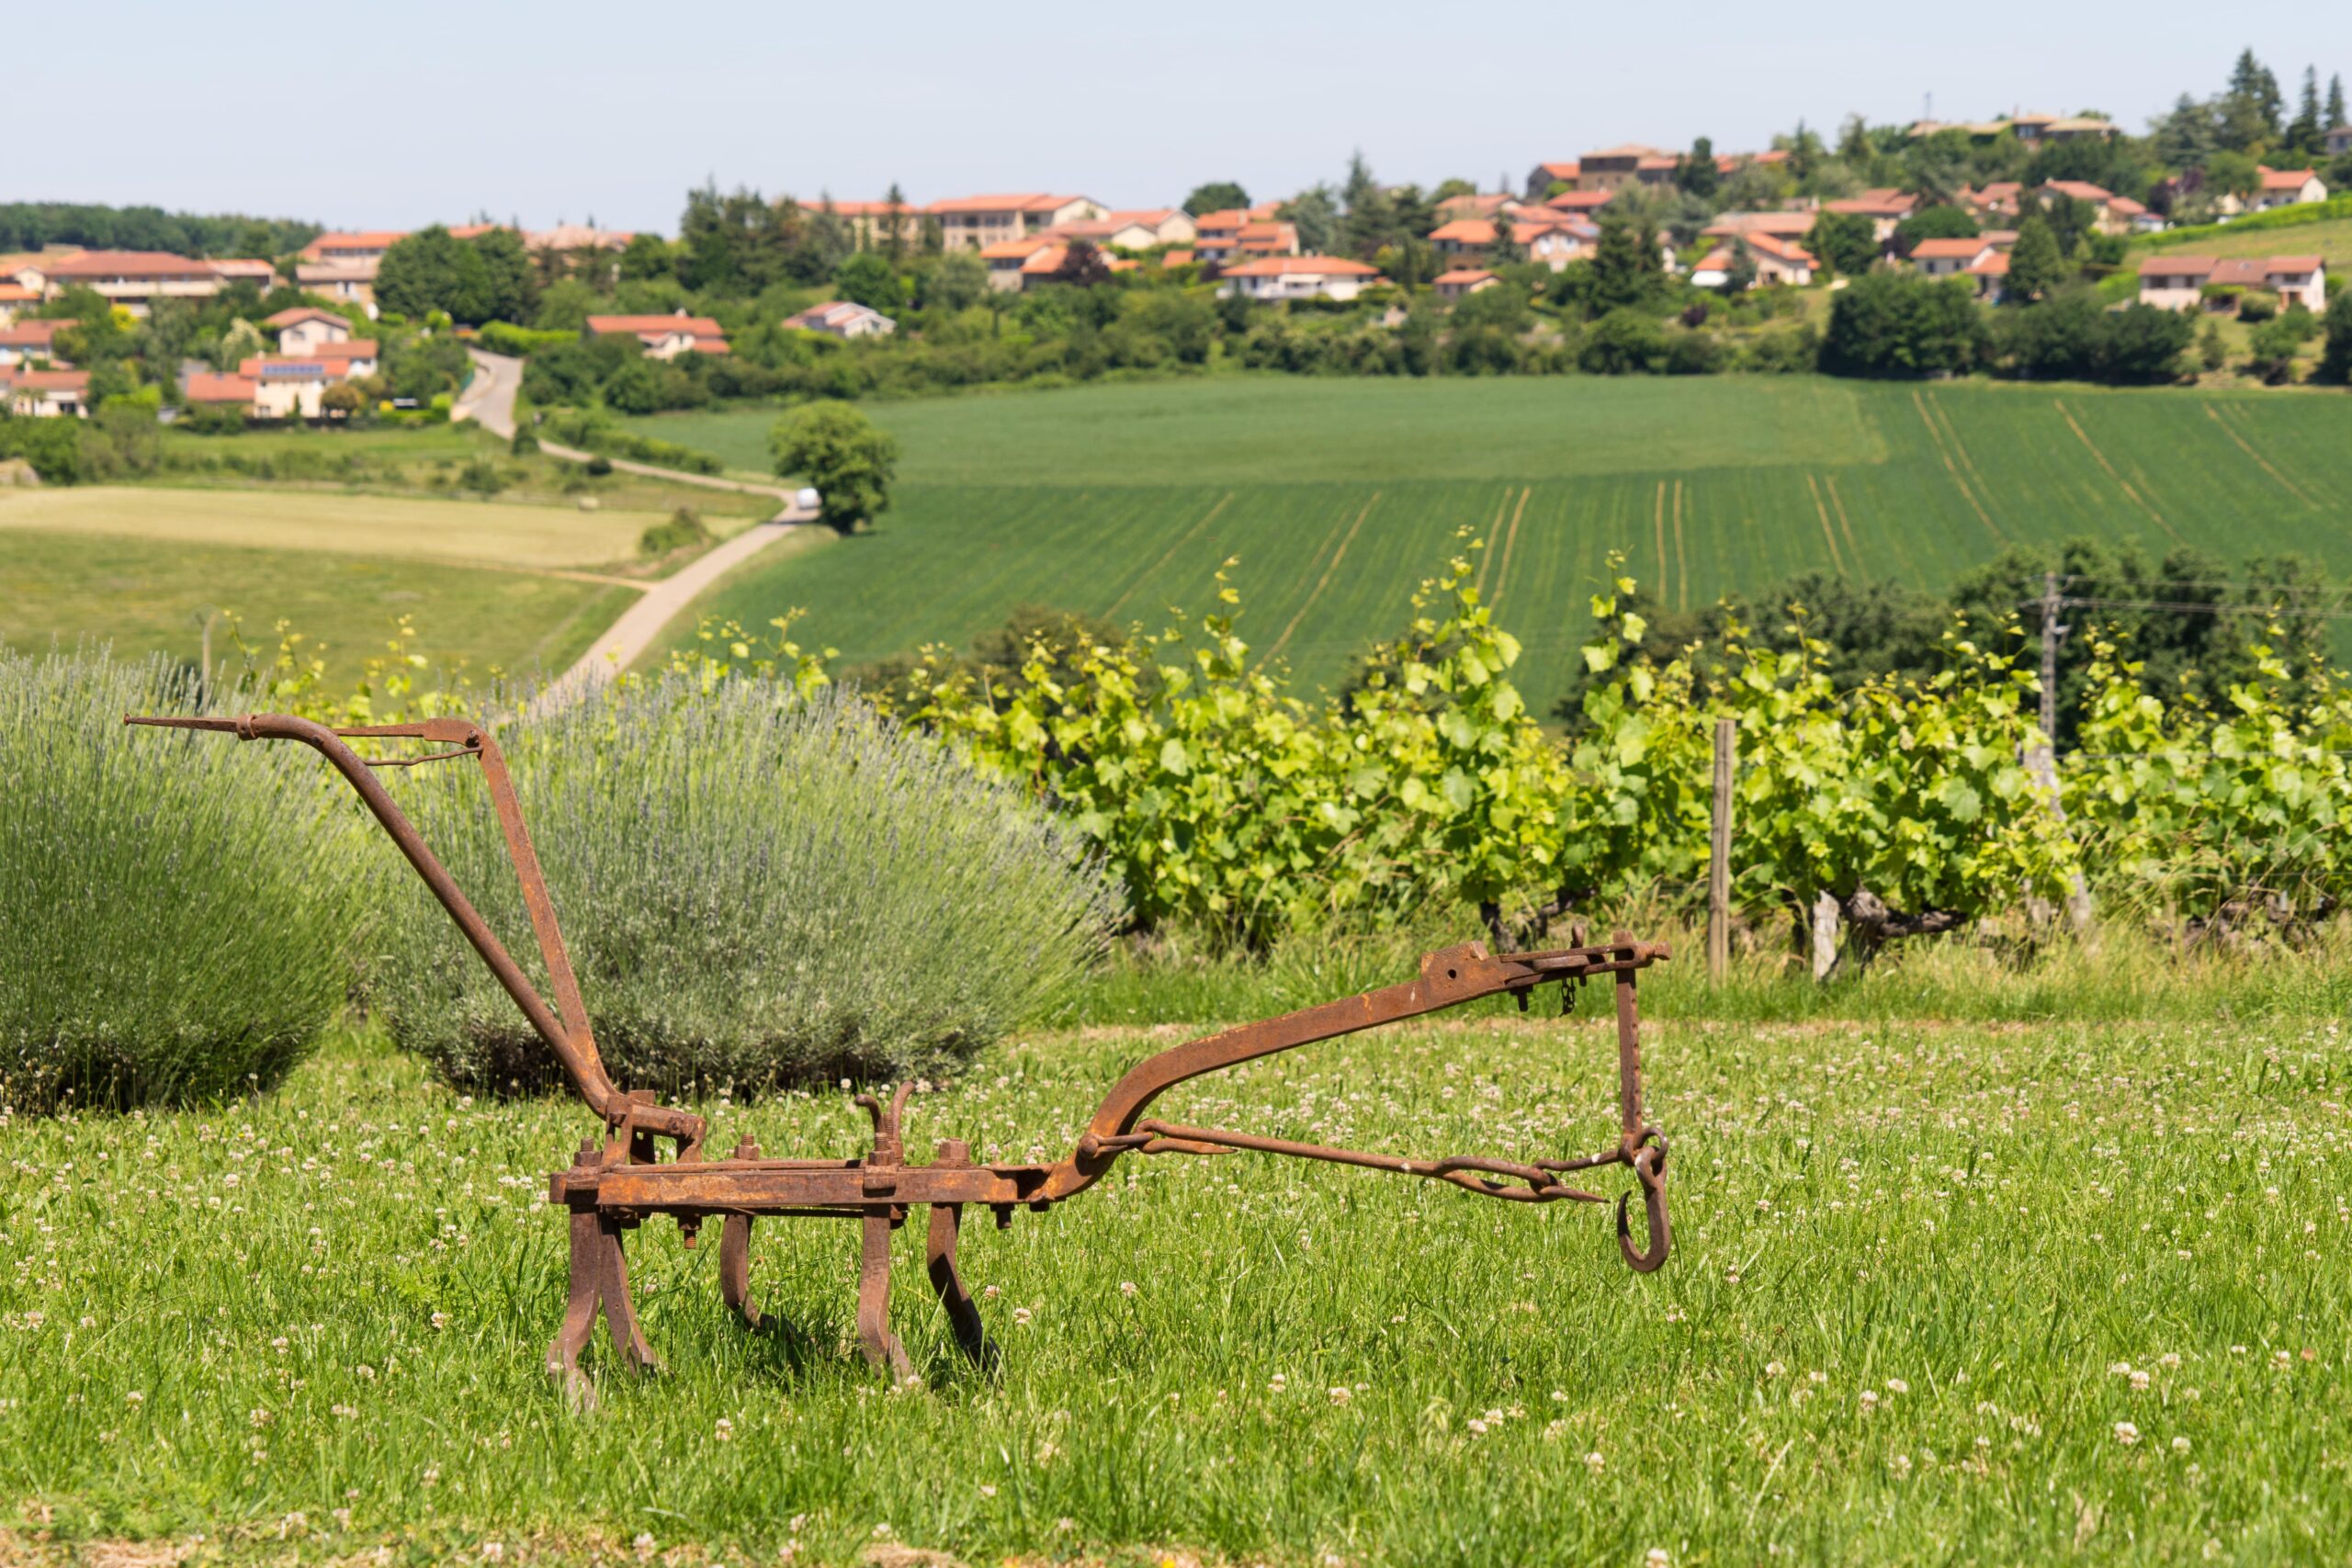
[632,378,2352,709]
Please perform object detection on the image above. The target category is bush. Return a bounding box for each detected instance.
[1820,270,1987,378]
[639,506,713,557]
[1,649,366,1111]
[368,677,1118,1097]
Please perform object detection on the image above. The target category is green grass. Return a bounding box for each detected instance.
[0,528,634,682]
[634,378,2352,707]
[5,1007,2344,1565]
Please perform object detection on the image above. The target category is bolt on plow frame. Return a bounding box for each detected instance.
[130,712,1674,1392]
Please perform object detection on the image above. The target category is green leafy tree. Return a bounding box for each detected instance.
[373,225,467,321]
[1806,209,1879,276]
[617,232,673,282]
[2004,215,2067,301]
[1484,217,1523,267]
[2219,49,2283,151]
[2328,74,2347,135]
[1588,216,1659,313]
[1183,182,1249,216]
[2199,317,2229,372]
[1819,269,1986,376]
[920,250,988,313]
[879,181,910,263]
[1678,137,1720,199]
[770,401,899,533]
[463,227,537,324]
[2202,149,2261,199]
[834,251,904,312]
[1281,186,1340,255]
[2317,287,2352,383]
[1893,205,1977,254]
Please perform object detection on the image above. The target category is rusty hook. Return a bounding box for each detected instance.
[1616,1143,1670,1274]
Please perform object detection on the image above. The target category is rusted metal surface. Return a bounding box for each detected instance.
[130,711,1676,1390]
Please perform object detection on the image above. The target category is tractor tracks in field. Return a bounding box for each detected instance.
[1269,491,1383,660]
[2051,398,2182,545]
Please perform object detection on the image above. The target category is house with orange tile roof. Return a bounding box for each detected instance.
[0,367,89,417]
[1577,145,1674,192]
[927,195,1105,252]
[2251,166,2327,211]
[0,318,75,368]
[232,355,336,419]
[980,236,1055,291]
[829,201,922,251]
[1746,234,1816,287]
[1194,212,1299,265]
[182,371,258,412]
[307,339,379,378]
[0,281,35,324]
[207,258,281,292]
[782,300,897,338]
[1702,210,1820,243]
[1216,255,1385,303]
[264,306,354,355]
[38,251,231,315]
[1544,189,1616,216]
[1968,251,2010,301]
[1524,161,1580,198]
[585,310,729,359]
[2137,254,2326,313]
[1908,237,1998,278]
[526,223,638,256]
[0,252,75,295]
[1432,268,1498,301]
[1046,209,1198,250]
[1427,216,1591,272]
[295,231,405,316]
[1825,188,1916,242]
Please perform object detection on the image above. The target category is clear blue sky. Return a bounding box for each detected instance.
[19,4,2347,235]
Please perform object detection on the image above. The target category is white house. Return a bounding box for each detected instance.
[264,307,354,355]
[0,367,89,416]
[1047,209,1197,249]
[2136,254,2326,313]
[236,356,334,419]
[781,299,898,338]
[37,251,228,316]
[2252,166,2327,210]
[1746,234,1815,287]
[1909,237,1997,278]
[1216,255,1385,302]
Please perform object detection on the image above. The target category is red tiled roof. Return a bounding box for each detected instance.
[1545,190,1615,211]
[1161,250,1194,267]
[2041,180,2114,204]
[2136,255,2215,277]
[830,200,919,217]
[0,318,76,347]
[263,306,348,329]
[300,231,405,258]
[0,284,34,302]
[1910,238,1991,260]
[1970,253,2010,276]
[980,237,1053,261]
[1220,256,1382,277]
[1749,234,1816,265]
[1429,220,1498,244]
[184,372,256,403]
[42,250,214,279]
[1691,248,1734,273]
[1432,268,1496,286]
[1193,209,1250,231]
[927,193,1089,215]
[3,368,88,391]
[1020,245,1070,275]
[2258,166,2318,190]
[585,314,726,337]
[1583,143,1665,160]
[309,339,379,359]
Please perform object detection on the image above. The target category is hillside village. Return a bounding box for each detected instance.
[0,48,2347,436]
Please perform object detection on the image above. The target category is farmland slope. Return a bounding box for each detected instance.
[641,377,2352,713]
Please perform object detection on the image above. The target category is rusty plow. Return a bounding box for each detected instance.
[130,711,1676,1394]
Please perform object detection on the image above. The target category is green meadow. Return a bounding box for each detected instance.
[633,378,2352,706]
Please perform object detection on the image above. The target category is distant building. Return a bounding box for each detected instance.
[1426,216,1590,272]
[584,310,730,358]
[1215,255,1385,303]
[2252,166,2328,211]
[264,306,353,355]
[980,237,1056,291]
[781,300,898,338]
[926,195,1105,253]
[1577,145,1675,192]
[1702,210,1820,243]
[295,231,406,317]
[0,282,33,325]
[2137,254,2326,313]
[1193,211,1299,265]
[1432,268,1498,300]
[38,251,230,315]
[828,202,922,252]
[1524,161,1580,198]
[1825,188,1917,243]
[2329,126,2352,158]
[1544,189,1617,217]
[1909,237,1999,278]
[525,223,638,256]
[1746,234,1816,287]
[1045,209,1198,250]
[0,367,88,417]
[0,317,75,368]
[183,371,259,413]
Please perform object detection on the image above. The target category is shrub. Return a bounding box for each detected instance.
[368,677,1119,1097]
[639,506,713,557]
[0,649,366,1111]
[2236,290,2278,324]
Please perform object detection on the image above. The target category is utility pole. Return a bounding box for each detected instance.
[2039,570,2062,744]
[1707,717,1735,984]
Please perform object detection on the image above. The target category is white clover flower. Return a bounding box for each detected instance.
[2114,1421,2141,1446]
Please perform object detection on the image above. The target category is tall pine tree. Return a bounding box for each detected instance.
[2006,215,2066,303]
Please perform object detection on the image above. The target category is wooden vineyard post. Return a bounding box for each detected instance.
[1707,717,1735,985]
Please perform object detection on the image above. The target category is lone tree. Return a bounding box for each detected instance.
[2005,214,2067,302]
[1183,181,1249,217]
[770,402,899,534]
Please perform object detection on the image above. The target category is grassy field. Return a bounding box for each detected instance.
[0,521,636,682]
[4,1003,2344,1566]
[631,378,2352,707]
